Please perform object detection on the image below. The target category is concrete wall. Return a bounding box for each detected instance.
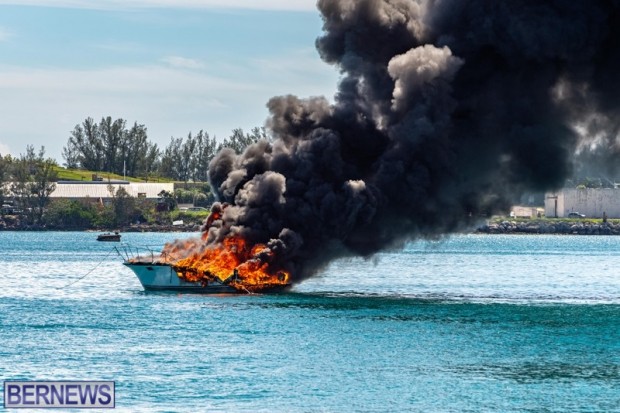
[545,188,620,218]
[511,206,539,218]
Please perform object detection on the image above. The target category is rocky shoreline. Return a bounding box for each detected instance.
[477,220,620,235]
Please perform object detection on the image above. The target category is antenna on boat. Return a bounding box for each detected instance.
[114,245,128,261]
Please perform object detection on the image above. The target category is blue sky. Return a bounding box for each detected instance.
[0,0,339,162]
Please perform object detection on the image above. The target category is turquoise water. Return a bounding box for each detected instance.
[1,232,619,412]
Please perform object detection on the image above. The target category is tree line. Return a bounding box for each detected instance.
[0,146,57,225]
[0,116,269,228]
[0,143,212,229]
[62,116,268,183]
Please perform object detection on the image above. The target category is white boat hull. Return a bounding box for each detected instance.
[124,262,238,293]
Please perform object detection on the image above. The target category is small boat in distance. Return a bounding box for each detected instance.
[97,232,121,242]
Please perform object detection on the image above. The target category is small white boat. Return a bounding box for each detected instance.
[123,262,238,293]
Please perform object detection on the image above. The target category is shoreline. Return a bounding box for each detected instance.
[2,220,620,235]
[476,220,620,235]
[0,222,203,233]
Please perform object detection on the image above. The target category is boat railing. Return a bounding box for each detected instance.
[115,244,173,264]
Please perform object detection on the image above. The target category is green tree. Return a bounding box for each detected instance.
[159,136,183,181]
[108,185,136,227]
[31,150,58,223]
[159,131,209,184]
[141,143,161,181]
[120,122,159,180]
[101,117,126,173]
[64,117,103,171]
[179,132,197,185]
[61,140,80,169]
[218,127,268,154]
[10,152,34,221]
[193,192,212,207]
[63,116,160,177]
[174,188,194,204]
[44,200,96,229]
[159,127,264,182]
[10,146,57,225]
[157,190,177,212]
[192,130,218,182]
[94,205,116,229]
[0,154,11,204]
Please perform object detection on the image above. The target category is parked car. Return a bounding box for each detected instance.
[568,212,586,218]
[187,207,208,212]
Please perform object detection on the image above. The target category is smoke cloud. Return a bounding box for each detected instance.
[201,0,620,282]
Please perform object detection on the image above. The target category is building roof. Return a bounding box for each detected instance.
[49,182,174,199]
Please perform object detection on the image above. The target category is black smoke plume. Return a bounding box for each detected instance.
[200,0,620,282]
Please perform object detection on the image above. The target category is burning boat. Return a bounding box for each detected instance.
[119,204,293,294]
[119,233,292,294]
[123,261,240,293]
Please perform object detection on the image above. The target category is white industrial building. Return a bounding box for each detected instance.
[50,181,174,203]
[545,188,620,218]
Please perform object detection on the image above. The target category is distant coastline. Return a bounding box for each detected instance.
[3,216,620,236]
[476,219,620,235]
[0,221,203,233]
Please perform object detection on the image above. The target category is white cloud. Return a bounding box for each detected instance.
[0,64,248,94]
[161,56,205,70]
[0,59,337,161]
[0,64,246,160]
[249,48,340,100]
[0,142,11,156]
[0,0,316,11]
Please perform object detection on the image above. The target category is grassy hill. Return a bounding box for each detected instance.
[53,166,173,183]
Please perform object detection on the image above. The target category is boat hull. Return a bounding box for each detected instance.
[124,262,239,293]
[97,232,121,242]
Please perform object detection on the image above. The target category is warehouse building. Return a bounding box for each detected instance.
[545,188,620,218]
[50,181,174,205]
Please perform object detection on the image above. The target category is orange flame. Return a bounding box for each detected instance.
[167,235,290,293]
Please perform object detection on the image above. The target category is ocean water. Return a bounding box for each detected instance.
[0,231,619,412]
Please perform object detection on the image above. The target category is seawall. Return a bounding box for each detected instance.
[477,220,620,235]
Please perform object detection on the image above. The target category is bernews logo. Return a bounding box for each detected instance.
[4,381,115,409]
